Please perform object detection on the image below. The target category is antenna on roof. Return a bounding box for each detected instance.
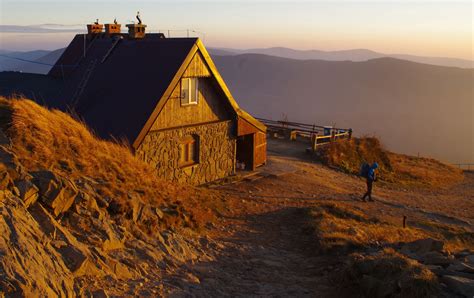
[136,11,142,24]
[94,19,99,25]
[114,18,118,25]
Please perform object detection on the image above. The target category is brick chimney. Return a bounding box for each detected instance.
[87,19,103,35]
[126,23,147,39]
[105,23,121,35]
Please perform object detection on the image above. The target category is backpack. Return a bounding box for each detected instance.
[359,162,370,178]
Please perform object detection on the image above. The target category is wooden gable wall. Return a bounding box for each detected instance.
[182,52,211,78]
[150,50,234,132]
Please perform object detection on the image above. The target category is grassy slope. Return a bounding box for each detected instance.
[0,97,219,231]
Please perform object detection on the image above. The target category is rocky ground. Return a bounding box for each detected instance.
[163,138,474,297]
[1,129,473,297]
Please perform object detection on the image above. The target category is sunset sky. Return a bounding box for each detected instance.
[0,0,472,60]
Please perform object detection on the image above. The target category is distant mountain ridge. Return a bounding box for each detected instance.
[211,53,473,164]
[0,46,472,74]
[209,47,474,69]
[1,47,472,163]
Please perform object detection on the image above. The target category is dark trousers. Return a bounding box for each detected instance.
[362,179,373,200]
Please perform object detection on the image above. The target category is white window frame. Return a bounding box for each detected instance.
[180,78,199,106]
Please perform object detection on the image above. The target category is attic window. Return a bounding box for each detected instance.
[178,135,199,167]
[180,78,198,105]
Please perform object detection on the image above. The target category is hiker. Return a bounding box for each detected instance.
[361,162,378,202]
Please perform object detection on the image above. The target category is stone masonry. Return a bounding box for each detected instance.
[137,121,235,185]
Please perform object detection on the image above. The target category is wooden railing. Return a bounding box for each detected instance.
[256,118,352,151]
[453,164,474,171]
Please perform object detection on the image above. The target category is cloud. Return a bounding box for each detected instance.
[0,24,84,33]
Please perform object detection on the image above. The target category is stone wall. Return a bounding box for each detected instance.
[136,121,236,185]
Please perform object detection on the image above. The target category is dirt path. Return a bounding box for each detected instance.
[163,147,474,296]
[166,207,338,297]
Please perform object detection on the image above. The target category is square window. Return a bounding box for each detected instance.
[180,78,198,105]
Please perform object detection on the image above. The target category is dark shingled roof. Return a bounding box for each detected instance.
[0,33,266,146]
[48,34,198,142]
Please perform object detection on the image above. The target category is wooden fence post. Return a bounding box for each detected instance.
[311,133,317,151]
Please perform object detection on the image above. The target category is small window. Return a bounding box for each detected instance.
[178,135,199,167]
[180,78,198,105]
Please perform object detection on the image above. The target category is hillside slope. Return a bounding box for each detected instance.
[0,97,218,296]
[213,54,474,164]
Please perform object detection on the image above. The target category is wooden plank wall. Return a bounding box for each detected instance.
[254,131,267,167]
[151,79,231,130]
[183,52,211,78]
[238,118,260,136]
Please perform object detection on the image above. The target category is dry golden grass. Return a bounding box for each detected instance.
[0,97,216,231]
[305,203,427,252]
[318,137,463,187]
[342,248,439,298]
[304,202,474,254]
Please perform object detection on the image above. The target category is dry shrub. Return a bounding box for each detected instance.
[318,137,463,187]
[341,248,439,298]
[415,220,474,252]
[306,203,427,252]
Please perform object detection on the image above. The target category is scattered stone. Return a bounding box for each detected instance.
[402,238,444,255]
[31,170,79,217]
[0,146,24,178]
[92,289,109,298]
[465,255,474,265]
[421,251,453,266]
[15,179,39,208]
[441,275,474,297]
[447,262,474,274]
[0,170,14,190]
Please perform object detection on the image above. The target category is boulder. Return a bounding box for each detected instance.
[31,170,79,217]
[92,289,109,298]
[0,146,25,179]
[56,245,88,273]
[447,262,474,274]
[421,251,453,266]
[465,255,474,265]
[15,179,39,208]
[0,169,13,190]
[441,275,474,297]
[402,238,445,254]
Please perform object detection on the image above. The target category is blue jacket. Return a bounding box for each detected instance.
[367,163,378,182]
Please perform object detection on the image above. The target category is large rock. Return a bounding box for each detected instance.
[447,262,474,274]
[0,191,75,296]
[0,145,25,179]
[402,238,445,254]
[31,170,78,217]
[15,179,39,208]
[0,169,14,189]
[465,255,474,265]
[441,275,474,297]
[421,251,453,266]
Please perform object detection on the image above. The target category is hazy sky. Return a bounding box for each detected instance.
[0,0,472,59]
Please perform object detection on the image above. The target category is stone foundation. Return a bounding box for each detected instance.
[137,121,235,185]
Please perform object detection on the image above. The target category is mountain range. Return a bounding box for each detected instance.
[0,46,472,164]
[211,47,473,69]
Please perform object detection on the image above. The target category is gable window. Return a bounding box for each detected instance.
[178,135,199,167]
[180,78,199,105]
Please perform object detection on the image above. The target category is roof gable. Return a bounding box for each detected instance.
[52,35,197,142]
[47,35,265,147]
[132,39,266,149]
